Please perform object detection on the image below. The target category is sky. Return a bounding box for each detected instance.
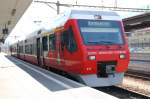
[5,0,150,44]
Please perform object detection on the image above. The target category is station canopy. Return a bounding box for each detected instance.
[0,0,32,43]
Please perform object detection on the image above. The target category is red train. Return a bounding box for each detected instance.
[10,9,130,87]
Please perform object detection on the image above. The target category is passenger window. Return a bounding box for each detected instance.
[49,34,56,51]
[32,44,35,55]
[61,27,77,52]
[42,36,48,51]
[19,46,22,53]
[25,45,30,54]
[61,31,67,51]
[30,44,33,54]
[21,46,23,53]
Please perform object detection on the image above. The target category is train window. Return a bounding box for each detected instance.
[62,27,77,52]
[61,31,67,51]
[22,46,24,53]
[21,46,23,53]
[20,46,23,53]
[25,45,28,54]
[42,36,48,51]
[30,44,33,54]
[49,34,56,51]
[32,44,35,55]
[18,46,20,53]
[34,43,37,55]
[27,45,29,54]
[78,20,124,45]
[25,45,31,54]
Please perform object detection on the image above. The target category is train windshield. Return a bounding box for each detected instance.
[78,20,124,45]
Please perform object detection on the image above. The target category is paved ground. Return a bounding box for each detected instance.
[0,53,116,99]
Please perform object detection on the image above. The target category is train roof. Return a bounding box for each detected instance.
[25,8,122,39]
[45,8,121,31]
[62,8,120,20]
[25,28,46,39]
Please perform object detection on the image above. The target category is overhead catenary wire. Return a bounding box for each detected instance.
[34,0,150,14]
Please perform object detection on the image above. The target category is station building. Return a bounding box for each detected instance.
[129,27,150,50]
[123,12,150,51]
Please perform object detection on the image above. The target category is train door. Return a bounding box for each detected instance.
[49,34,57,67]
[61,26,78,72]
[57,32,63,67]
[42,36,48,67]
[54,32,60,67]
[37,38,41,65]
[60,31,67,69]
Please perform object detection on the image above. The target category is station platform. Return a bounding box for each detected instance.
[0,52,117,99]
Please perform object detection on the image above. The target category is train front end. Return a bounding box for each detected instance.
[74,13,130,87]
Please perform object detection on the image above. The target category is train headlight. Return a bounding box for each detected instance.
[120,54,126,59]
[88,55,96,60]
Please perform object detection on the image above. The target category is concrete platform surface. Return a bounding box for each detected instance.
[0,53,117,99]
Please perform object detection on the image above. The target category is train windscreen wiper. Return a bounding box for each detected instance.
[98,41,114,44]
[88,40,115,44]
[88,41,99,44]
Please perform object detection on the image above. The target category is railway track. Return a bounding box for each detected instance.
[96,86,150,99]
[125,69,150,81]
[130,60,150,62]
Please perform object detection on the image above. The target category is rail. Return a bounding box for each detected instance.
[96,86,150,99]
[125,69,150,81]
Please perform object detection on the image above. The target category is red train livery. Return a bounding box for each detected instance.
[10,9,130,87]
